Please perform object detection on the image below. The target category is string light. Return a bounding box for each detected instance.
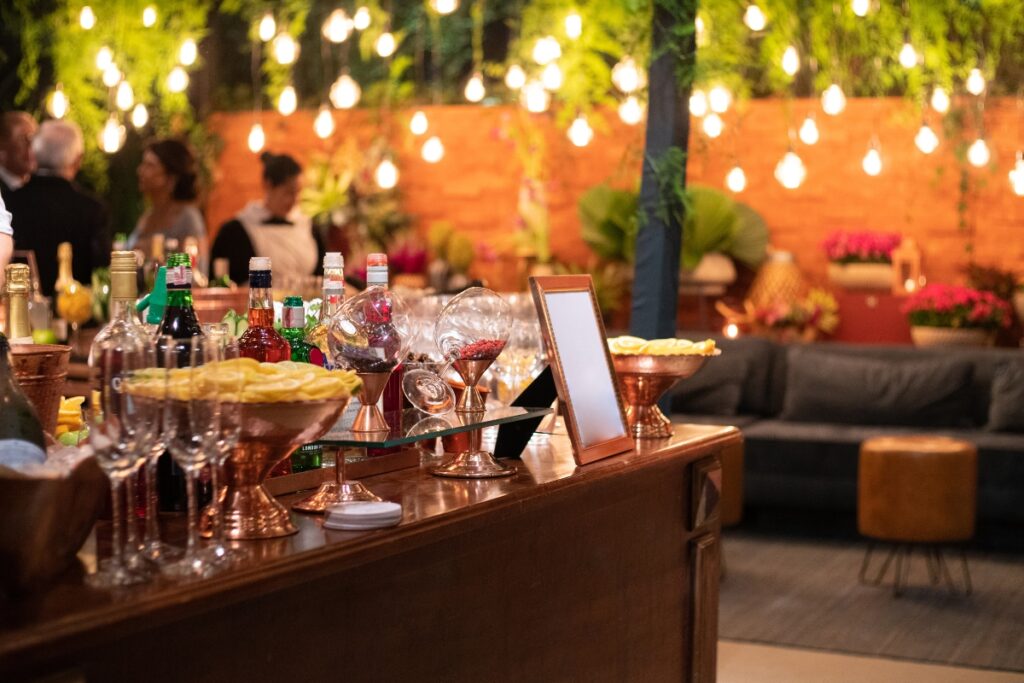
[898,42,918,68]
[702,113,724,138]
[100,114,126,154]
[410,111,428,135]
[568,115,594,147]
[611,56,644,94]
[930,87,950,114]
[775,150,807,189]
[80,6,96,30]
[521,80,551,113]
[862,142,882,176]
[565,12,582,40]
[914,124,939,154]
[323,10,352,43]
[353,7,371,31]
[422,136,445,163]
[782,45,799,76]
[966,68,985,96]
[142,5,157,27]
[179,38,198,67]
[541,62,563,91]
[102,64,122,88]
[277,85,297,116]
[429,0,459,14]
[618,96,644,125]
[96,46,113,71]
[689,90,708,117]
[329,73,361,109]
[167,66,189,93]
[247,123,265,153]
[851,0,870,17]
[744,5,767,32]
[1009,152,1024,196]
[375,158,398,189]
[533,36,561,65]
[273,33,299,65]
[314,105,335,139]
[48,84,68,119]
[131,103,149,129]
[465,72,486,101]
[967,138,990,167]
[696,16,707,46]
[798,115,819,145]
[115,81,134,111]
[375,32,396,58]
[505,64,526,90]
[726,166,747,193]
[822,83,846,115]
[258,13,276,42]
[708,85,731,114]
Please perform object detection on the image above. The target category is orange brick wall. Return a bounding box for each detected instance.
[206,98,1024,289]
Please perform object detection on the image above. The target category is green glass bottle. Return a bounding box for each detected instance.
[280,296,322,365]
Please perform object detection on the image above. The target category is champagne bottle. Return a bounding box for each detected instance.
[4,264,34,345]
[0,333,48,467]
[89,251,149,365]
[52,242,73,342]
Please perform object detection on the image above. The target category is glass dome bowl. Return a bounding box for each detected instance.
[327,286,411,374]
[434,287,512,362]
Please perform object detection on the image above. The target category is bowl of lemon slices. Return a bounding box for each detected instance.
[607,336,720,439]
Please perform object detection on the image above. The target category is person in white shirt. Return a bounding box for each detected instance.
[0,112,38,199]
[0,192,13,289]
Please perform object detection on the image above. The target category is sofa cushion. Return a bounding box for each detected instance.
[780,347,975,427]
[670,356,749,415]
[987,361,1024,432]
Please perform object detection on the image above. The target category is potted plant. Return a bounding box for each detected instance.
[822,230,902,290]
[679,186,769,286]
[902,283,1011,347]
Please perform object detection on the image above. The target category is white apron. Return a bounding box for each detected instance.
[234,201,318,281]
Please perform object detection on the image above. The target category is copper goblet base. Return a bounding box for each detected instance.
[612,353,717,439]
[292,449,383,513]
[430,411,517,479]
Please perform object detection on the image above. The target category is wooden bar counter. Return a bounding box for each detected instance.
[0,424,738,683]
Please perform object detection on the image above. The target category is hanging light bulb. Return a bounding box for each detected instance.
[708,85,731,114]
[505,64,527,90]
[568,115,594,147]
[689,89,708,117]
[375,32,396,58]
[966,68,985,96]
[1009,152,1024,196]
[611,56,645,94]
[851,0,870,17]
[618,96,644,125]
[375,158,398,189]
[798,115,819,145]
[410,110,429,135]
[541,63,563,91]
[821,83,846,115]
[930,87,950,114]
[862,143,882,176]
[521,80,551,113]
[421,136,445,163]
[774,150,807,189]
[323,10,352,43]
[273,33,299,65]
[744,5,767,32]
[100,114,126,154]
[898,42,918,69]
[80,6,96,30]
[131,103,149,129]
[96,46,113,71]
[702,113,724,138]
[695,16,707,47]
[329,72,361,109]
[464,71,486,102]
[247,122,265,153]
[277,85,297,116]
[430,0,460,14]
[914,123,939,154]
[781,45,799,76]
[179,38,198,67]
[102,64,122,88]
[258,12,276,42]
[533,36,562,65]
[167,66,189,93]
[565,12,582,40]
[48,84,69,119]
[353,7,371,30]
[314,105,335,139]
[726,166,747,193]
[967,138,990,167]
[115,81,134,111]
[142,5,157,27]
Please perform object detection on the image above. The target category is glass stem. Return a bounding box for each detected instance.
[144,456,160,545]
[185,470,199,556]
[334,447,345,485]
[211,460,223,544]
[110,478,125,568]
[125,469,140,552]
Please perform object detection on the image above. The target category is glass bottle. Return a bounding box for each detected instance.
[369,253,403,414]
[307,252,345,364]
[89,251,149,363]
[52,242,73,342]
[281,296,321,364]
[0,333,47,468]
[4,264,34,345]
[238,257,290,363]
[144,233,165,292]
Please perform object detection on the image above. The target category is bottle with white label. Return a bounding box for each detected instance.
[4,264,34,345]
[0,333,48,468]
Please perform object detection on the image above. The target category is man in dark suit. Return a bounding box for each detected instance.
[0,111,37,202]
[9,120,110,296]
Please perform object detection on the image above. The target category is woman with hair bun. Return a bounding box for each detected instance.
[129,138,207,272]
[211,151,324,285]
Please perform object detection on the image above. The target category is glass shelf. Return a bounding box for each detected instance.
[316,404,553,449]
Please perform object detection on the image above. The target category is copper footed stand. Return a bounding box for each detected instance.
[612,353,717,439]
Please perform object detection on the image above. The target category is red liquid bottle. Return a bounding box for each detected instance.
[238,257,291,363]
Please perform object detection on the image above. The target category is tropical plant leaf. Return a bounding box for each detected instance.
[579,184,638,263]
[729,202,770,268]
[681,185,737,270]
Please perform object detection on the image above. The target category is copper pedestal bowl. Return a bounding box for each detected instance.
[612,352,720,439]
[209,398,350,540]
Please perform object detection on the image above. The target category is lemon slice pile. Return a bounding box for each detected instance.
[607,336,717,356]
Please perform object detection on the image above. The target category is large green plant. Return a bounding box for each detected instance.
[681,185,768,270]
[578,184,639,263]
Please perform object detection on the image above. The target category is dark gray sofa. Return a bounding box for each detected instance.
[670,335,1024,529]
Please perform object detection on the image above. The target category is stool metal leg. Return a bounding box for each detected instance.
[893,545,908,597]
[959,547,973,597]
[858,542,875,584]
[925,546,941,585]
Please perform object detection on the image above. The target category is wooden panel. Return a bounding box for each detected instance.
[690,533,720,683]
[691,457,722,532]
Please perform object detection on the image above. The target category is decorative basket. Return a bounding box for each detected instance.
[910,326,995,348]
[10,344,71,434]
[748,251,806,309]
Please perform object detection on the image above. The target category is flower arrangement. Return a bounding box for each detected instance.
[751,288,840,341]
[822,230,902,264]
[902,283,1011,329]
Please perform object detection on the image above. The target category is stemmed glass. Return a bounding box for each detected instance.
[402,308,456,415]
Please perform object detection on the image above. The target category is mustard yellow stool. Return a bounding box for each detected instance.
[858,435,977,597]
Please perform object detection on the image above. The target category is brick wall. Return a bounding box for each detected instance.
[206,97,1024,290]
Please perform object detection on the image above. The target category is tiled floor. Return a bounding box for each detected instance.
[719,640,1024,683]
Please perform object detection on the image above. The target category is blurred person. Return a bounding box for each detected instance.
[129,138,207,272]
[0,111,38,200]
[211,151,324,285]
[8,120,109,296]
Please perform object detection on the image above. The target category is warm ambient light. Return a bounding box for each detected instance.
[257,13,276,42]
[167,66,189,93]
[48,85,69,119]
[1009,153,1024,196]
[430,0,459,15]
[744,5,767,31]
[695,16,708,47]
[521,80,550,113]
[80,6,96,30]
[822,83,846,115]
[567,115,594,147]
[702,113,723,138]
[131,103,148,129]
[375,158,398,189]
[862,145,882,176]
[100,114,125,154]
[277,85,297,116]
[799,115,819,145]
[967,138,991,167]
[272,33,299,65]
[898,42,918,69]
[533,36,561,65]
[708,85,731,113]
[689,90,708,117]
[247,123,265,153]
[541,63,563,91]
[775,150,806,189]
[115,81,134,111]
[930,87,950,114]
[723,323,740,339]
[323,10,352,43]
[375,32,396,58]
[505,64,526,90]
[966,68,985,96]
[353,7,371,31]
[95,46,113,71]
[102,64,122,88]
[618,96,644,125]
[781,45,799,76]
[421,135,445,163]
[725,166,747,193]
[410,110,428,135]
[314,106,335,138]
[142,5,157,27]
[851,0,870,17]
[179,38,198,67]
[611,56,644,94]
[565,12,582,40]
[914,124,939,154]
[464,72,486,101]
[329,73,361,109]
